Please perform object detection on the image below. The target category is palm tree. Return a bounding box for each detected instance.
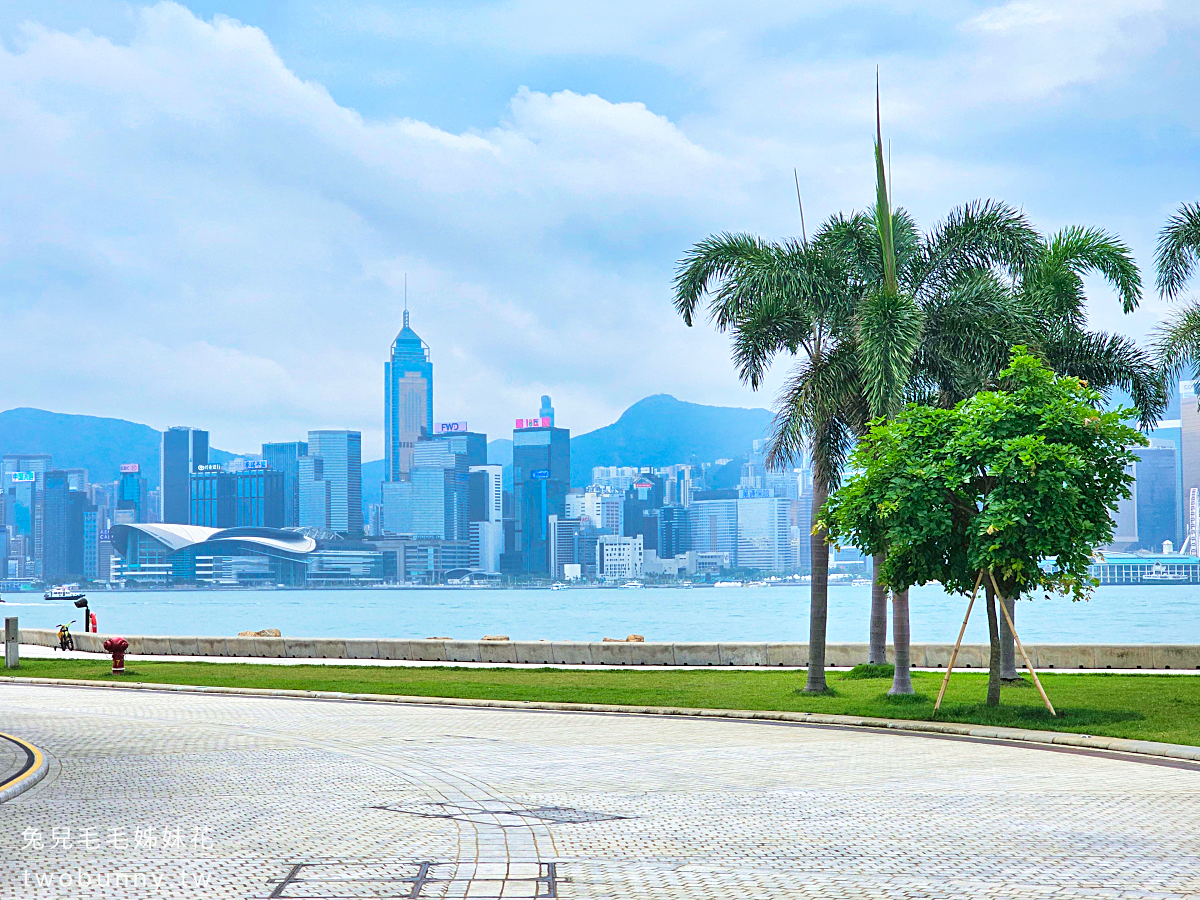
[674,233,860,692]
[822,176,1041,692]
[1154,202,1200,398]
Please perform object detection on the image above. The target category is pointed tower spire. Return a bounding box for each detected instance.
[404,273,409,327]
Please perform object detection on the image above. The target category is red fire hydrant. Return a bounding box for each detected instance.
[102,637,129,675]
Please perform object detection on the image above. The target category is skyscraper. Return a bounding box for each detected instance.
[411,438,470,540]
[304,430,362,537]
[3,453,51,571]
[384,308,434,482]
[115,465,147,524]
[161,427,208,524]
[512,404,570,575]
[262,441,308,526]
[44,470,92,584]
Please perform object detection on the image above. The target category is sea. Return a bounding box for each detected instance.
[2,582,1196,644]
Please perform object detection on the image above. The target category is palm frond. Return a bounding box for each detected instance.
[1038,225,1142,314]
[1156,201,1200,300]
[910,200,1040,298]
[1153,299,1200,385]
[765,346,864,490]
[1042,328,1167,428]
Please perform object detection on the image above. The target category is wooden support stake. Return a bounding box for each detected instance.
[934,570,983,712]
[988,571,1056,716]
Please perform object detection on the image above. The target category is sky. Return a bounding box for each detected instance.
[0,1,1198,457]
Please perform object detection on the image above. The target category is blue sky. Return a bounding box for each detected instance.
[0,1,1197,455]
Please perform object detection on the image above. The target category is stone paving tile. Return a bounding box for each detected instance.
[0,683,1197,899]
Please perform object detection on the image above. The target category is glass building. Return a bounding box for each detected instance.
[305,431,362,537]
[190,469,236,527]
[687,499,739,567]
[161,427,208,524]
[411,438,470,540]
[512,420,571,574]
[262,441,308,527]
[384,308,433,481]
[116,466,147,524]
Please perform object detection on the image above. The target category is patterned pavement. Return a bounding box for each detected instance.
[1,682,1198,899]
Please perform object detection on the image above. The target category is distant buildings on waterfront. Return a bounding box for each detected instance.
[2,304,829,588]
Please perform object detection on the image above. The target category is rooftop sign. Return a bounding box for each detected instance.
[244,460,269,470]
[515,417,551,429]
[10,472,35,483]
[435,421,468,434]
[195,464,224,473]
[119,463,139,474]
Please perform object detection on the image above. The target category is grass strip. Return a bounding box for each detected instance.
[10,658,1200,746]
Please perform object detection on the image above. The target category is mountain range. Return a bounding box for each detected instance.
[1,394,773,502]
[0,407,235,488]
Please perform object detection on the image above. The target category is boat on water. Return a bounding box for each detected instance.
[551,582,569,591]
[621,581,644,589]
[44,584,87,603]
[713,581,742,588]
[1143,563,1189,584]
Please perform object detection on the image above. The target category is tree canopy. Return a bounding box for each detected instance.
[819,348,1146,603]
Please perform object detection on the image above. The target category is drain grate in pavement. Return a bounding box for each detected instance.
[267,860,559,898]
[371,800,631,827]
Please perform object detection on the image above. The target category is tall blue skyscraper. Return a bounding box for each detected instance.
[303,430,362,537]
[385,307,434,481]
[262,441,308,526]
[512,406,570,575]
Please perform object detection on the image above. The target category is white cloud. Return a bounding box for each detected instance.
[0,0,1197,458]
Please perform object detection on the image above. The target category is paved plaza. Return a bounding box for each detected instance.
[1,683,1198,899]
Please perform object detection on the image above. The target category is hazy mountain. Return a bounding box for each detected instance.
[569,394,772,487]
[0,407,235,488]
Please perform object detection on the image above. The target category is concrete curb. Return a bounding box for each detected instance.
[3,675,1198,767]
[20,629,1200,670]
[0,732,48,804]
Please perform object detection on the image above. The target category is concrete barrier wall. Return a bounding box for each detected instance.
[17,628,1200,669]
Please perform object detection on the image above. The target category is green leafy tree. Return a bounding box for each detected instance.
[819,349,1144,705]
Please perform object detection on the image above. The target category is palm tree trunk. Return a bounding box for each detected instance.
[984,576,1001,707]
[869,555,888,664]
[888,588,913,694]
[999,597,1018,680]
[804,480,830,692]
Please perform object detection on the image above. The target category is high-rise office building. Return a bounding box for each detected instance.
[1181,381,1200,548]
[384,308,434,481]
[3,454,51,569]
[190,468,236,527]
[43,470,92,583]
[236,467,285,528]
[262,441,308,527]
[298,456,331,532]
[469,464,504,572]
[1134,442,1179,551]
[115,465,147,524]
[411,438,470,540]
[736,495,794,572]
[304,431,362,537]
[161,427,208,524]
[512,406,570,575]
[429,430,487,468]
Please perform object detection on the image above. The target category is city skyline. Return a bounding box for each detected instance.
[0,2,1196,457]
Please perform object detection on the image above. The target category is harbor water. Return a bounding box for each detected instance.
[2,582,1196,644]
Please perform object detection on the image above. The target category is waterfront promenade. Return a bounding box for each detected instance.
[3,682,1198,898]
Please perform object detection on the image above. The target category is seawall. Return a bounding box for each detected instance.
[17,629,1200,669]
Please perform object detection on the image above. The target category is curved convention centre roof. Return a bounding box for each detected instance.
[110,523,319,559]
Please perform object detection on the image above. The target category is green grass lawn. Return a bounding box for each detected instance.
[11,658,1200,746]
